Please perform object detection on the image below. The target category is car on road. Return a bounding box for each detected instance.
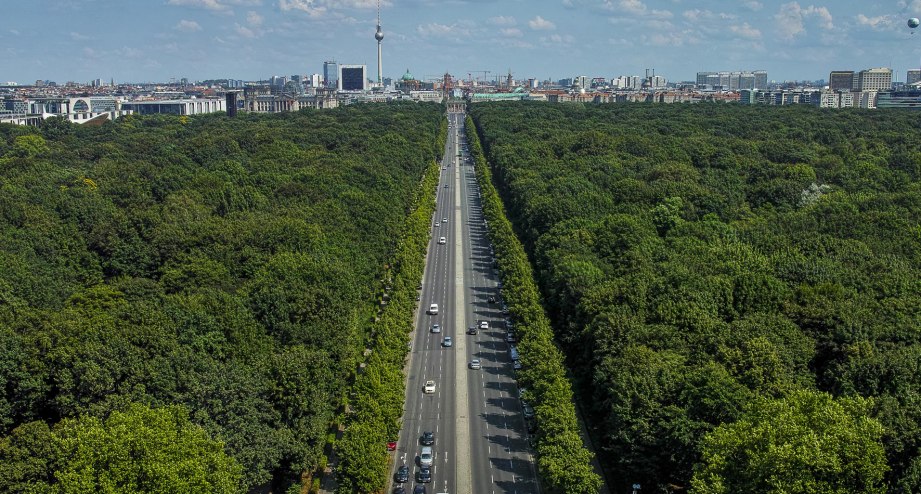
[423,381,436,394]
[510,345,520,360]
[413,486,426,494]
[469,359,481,370]
[431,324,441,333]
[443,336,453,347]
[506,333,517,343]
[420,446,434,466]
[395,465,409,483]
[444,184,448,188]
[522,403,535,419]
[513,359,523,370]
[392,487,406,494]
[467,326,478,335]
[438,237,446,245]
[416,466,432,483]
[480,321,489,330]
[428,304,438,315]
[420,431,434,446]
[487,296,496,304]
[443,217,448,223]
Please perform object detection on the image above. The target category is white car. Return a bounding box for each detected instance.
[469,359,481,370]
[442,217,448,223]
[434,222,440,227]
[480,321,489,330]
[423,380,436,394]
[443,336,453,347]
[431,324,441,333]
[438,237,446,245]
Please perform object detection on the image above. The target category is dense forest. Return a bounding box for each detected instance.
[0,102,444,493]
[470,102,921,493]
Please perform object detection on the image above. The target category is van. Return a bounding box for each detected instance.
[420,446,434,466]
[428,304,439,315]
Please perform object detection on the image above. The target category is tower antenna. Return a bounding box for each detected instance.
[375,0,384,86]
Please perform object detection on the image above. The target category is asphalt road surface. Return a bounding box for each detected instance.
[391,111,539,494]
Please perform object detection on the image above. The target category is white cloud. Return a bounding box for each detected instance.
[501,27,523,38]
[168,0,225,10]
[744,1,763,10]
[279,0,325,16]
[856,14,895,31]
[541,33,574,46]
[167,0,230,10]
[416,22,471,38]
[235,23,257,38]
[116,46,144,58]
[278,0,383,16]
[730,22,762,39]
[246,11,263,26]
[619,0,646,15]
[175,20,202,32]
[70,31,91,40]
[528,15,556,30]
[488,16,516,26]
[775,2,833,40]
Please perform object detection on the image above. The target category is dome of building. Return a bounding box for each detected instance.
[402,69,414,81]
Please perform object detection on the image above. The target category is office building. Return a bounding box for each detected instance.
[877,90,921,109]
[858,68,892,91]
[829,71,856,91]
[908,69,921,85]
[324,61,338,88]
[121,98,225,115]
[697,70,767,90]
[338,65,367,91]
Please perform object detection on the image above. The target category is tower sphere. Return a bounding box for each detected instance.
[375,28,384,41]
[910,17,920,29]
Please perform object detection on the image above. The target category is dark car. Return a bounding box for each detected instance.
[393,488,406,494]
[487,296,496,303]
[416,466,432,483]
[467,326,478,335]
[395,465,409,483]
[420,431,435,446]
[413,486,426,494]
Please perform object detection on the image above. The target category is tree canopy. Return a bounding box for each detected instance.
[0,102,444,492]
[469,102,921,492]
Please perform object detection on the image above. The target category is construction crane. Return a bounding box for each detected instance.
[468,70,491,86]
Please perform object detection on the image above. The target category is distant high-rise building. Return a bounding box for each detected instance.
[858,68,892,91]
[324,61,338,88]
[908,69,921,85]
[697,71,716,86]
[338,65,367,91]
[308,73,322,87]
[829,71,856,91]
[753,70,768,89]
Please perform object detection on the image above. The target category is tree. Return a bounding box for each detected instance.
[691,389,887,494]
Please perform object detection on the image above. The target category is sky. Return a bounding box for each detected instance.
[3,0,921,84]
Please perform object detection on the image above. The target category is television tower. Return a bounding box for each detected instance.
[375,0,384,86]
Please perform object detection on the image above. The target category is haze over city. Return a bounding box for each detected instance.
[4,0,921,83]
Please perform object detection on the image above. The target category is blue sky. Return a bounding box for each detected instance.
[3,0,921,84]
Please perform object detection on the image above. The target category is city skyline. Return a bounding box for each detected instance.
[4,0,921,84]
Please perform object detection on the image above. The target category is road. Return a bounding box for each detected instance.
[391,111,539,494]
